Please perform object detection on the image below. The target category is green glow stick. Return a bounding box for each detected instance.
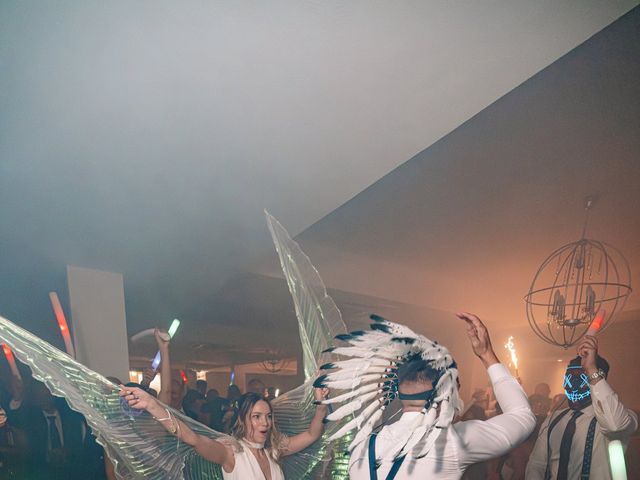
[608,440,627,480]
[151,319,181,370]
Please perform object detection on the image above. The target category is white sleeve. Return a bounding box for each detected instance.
[591,379,638,438]
[454,363,535,466]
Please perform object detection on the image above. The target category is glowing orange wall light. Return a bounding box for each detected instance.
[49,292,76,358]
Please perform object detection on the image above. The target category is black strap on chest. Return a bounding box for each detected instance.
[368,433,407,480]
[544,409,598,480]
[580,417,598,479]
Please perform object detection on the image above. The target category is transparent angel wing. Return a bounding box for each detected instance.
[265,211,351,479]
[0,212,349,479]
[0,314,227,479]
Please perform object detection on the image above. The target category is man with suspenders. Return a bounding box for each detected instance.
[343,313,535,479]
[525,335,637,479]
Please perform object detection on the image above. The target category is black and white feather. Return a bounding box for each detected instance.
[315,314,462,461]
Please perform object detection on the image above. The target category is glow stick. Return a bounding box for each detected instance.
[2,344,21,379]
[608,439,627,480]
[180,370,188,384]
[49,292,76,358]
[150,319,180,370]
[586,309,606,336]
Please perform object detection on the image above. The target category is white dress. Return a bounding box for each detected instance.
[222,440,284,480]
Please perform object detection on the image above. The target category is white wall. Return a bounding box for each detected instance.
[67,265,130,381]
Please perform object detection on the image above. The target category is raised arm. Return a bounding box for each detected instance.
[119,386,234,470]
[454,313,536,465]
[154,328,172,405]
[578,335,638,437]
[280,387,329,456]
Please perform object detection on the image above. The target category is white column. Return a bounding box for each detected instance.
[67,265,130,381]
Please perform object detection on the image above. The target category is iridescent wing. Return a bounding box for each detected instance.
[265,212,350,479]
[0,212,349,479]
[0,314,227,479]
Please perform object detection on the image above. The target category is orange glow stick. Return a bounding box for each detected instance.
[587,309,606,336]
[180,370,188,384]
[2,344,21,379]
[49,292,76,358]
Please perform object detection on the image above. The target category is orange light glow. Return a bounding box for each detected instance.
[2,343,13,359]
[180,370,188,384]
[2,343,21,379]
[587,309,606,335]
[49,292,76,358]
[504,336,519,374]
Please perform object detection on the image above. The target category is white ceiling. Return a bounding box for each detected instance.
[1,1,639,365]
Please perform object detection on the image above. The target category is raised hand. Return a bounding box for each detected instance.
[576,335,599,375]
[154,328,170,349]
[119,385,162,416]
[313,387,329,403]
[457,312,499,367]
[141,367,157,388]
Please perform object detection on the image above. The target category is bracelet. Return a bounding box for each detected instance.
[152,408,172,422]
[153,408,178,435]
[588,369,606,385]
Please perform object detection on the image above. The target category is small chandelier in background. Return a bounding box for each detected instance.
[261,357,290,374]
[525,196,632,349]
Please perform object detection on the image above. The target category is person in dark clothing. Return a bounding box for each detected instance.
[7,379,105,480]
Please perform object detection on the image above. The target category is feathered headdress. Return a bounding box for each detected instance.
[314,314,462,461]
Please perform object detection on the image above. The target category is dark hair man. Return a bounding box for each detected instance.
[525,335,637,479]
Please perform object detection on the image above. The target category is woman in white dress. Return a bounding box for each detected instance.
[120,387,329,480]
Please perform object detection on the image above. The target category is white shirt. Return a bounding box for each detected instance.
[525,379,638,480]
[349,363,535,479]
[222,441,284,480]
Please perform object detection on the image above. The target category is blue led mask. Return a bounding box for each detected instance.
[564,365,591,409]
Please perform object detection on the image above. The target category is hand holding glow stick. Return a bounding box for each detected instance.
[150,319,180,370]
[49,292,76,358]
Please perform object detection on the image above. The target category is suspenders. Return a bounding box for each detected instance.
[545,409,571,480]
[544,409,598,480]
[580,418,598,479]
[368,433,407,480]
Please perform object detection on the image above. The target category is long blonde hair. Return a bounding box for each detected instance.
[230,393,285,461]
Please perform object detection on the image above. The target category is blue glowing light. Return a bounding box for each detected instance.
[564,365,592,402]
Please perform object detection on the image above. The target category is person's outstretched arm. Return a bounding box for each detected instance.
[119,386,234,470]
[454,313,536,466]
[154,328,172,405]
[280,387,329,456]
[578,335,638,437]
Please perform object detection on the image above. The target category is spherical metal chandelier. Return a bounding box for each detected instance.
[525,197,632,348]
